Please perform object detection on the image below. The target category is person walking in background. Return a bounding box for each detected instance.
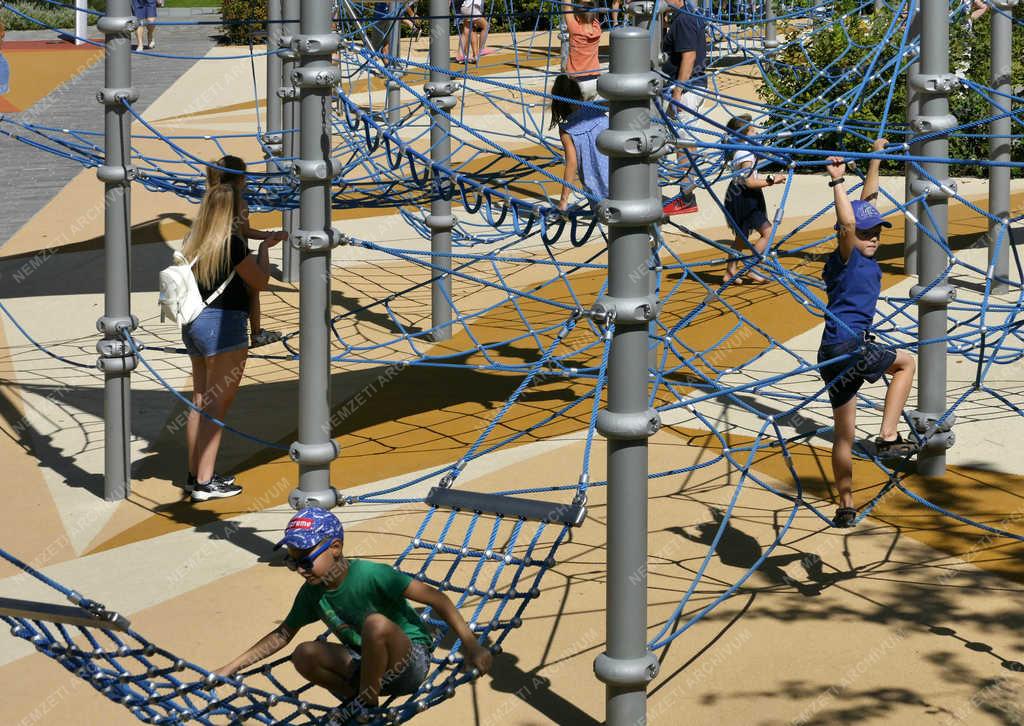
[561,1,603,101]
[132,0,162,50]
[660,0,709,215]
[457,0,489,63]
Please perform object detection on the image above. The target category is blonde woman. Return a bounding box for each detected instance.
[180,185,285,501]
[206,155,286,347]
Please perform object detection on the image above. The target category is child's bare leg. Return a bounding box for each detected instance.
[291,641,358,699]
[880,350,915,441]
[746,221,773,282]
[478,18,488,53]
[726,234,744,281]
[460,21,470,58]
[831,398,857,509]
[470,22,481,60]
[357,614,413,705]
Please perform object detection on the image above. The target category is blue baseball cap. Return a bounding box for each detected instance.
[851,200,892,231]
[274,508,343,550]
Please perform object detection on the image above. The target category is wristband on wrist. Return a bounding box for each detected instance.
[828,177,846,187]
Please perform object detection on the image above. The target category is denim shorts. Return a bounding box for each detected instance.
[345,641,431,697]
[132,0,157,19]
[181,307,249,358]
[818,333,896,408]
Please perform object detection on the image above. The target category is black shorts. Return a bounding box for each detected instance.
[818,333,897,408]
[723,180,769,238]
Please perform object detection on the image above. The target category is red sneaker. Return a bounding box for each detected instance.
[662,196,699,215]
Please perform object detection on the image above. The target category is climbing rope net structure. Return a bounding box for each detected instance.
[1,0,1023,722]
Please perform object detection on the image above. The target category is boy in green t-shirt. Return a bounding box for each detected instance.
[215,508,492,717]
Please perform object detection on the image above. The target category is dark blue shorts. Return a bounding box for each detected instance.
[818,333,896,408]
[181,307,249,358]
[132,0,157,20]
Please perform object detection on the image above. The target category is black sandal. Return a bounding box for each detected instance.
[874,433,916,460]
[832,507,857,528]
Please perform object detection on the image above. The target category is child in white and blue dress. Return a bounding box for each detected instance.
[550,74,609,212]
[722,114,778,284]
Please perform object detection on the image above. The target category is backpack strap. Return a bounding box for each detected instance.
[203,269,237,306]
[175,250,236,306]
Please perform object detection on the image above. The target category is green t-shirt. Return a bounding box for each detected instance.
[283,559,432,649]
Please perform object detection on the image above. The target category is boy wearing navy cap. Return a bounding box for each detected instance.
[215,508,492,716]
[819,140,916,528]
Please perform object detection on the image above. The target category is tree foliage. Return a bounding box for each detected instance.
[759,2,1023,176]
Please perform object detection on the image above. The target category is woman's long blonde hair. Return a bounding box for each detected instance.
[206,155,247,226]
[182,185,235,289]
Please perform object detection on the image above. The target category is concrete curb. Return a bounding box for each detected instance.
[159,6,220,17]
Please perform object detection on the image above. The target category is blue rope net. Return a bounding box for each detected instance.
[1,0,1023,722]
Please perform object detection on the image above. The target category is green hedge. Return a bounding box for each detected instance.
[760,1,1024,177]
[220,0,265,45]
[1,0,103,31]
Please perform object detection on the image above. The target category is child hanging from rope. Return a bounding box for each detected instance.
[206,156,286,348]
[722,114,778,285]
[550,74,609,211]
[214,508,492,721]
[819,139,917,528]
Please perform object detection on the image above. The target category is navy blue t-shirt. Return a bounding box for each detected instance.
[821,248,881,345]
[661,9,708,88]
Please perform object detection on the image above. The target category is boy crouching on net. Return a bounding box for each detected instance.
[819,141,916,529]
[215,508,492,720]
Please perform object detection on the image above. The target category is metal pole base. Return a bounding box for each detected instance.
[288,486,340,510]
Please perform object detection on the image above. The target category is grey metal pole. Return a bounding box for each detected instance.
[628,0,661,371]
[592,26,663,726]
[96,0,139,502]
[425,0,454,340]
[909,0,956,475]
[764,0,779,51]
[280,0,301,283]
[266,0,284,153]
[287,0,343,509]
[386,0,403,125]
[904,4,920,276]
[988,0,1015,294]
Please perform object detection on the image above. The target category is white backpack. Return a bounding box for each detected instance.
[158,251,236,325]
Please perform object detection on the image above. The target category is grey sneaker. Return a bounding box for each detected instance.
[191,479,243,502]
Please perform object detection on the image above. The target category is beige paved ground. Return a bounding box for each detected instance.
[2,30,1024,726]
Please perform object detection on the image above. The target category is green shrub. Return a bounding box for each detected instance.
[220,0,265,45]
[759,1,1023,177]
[1,0,102,30]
